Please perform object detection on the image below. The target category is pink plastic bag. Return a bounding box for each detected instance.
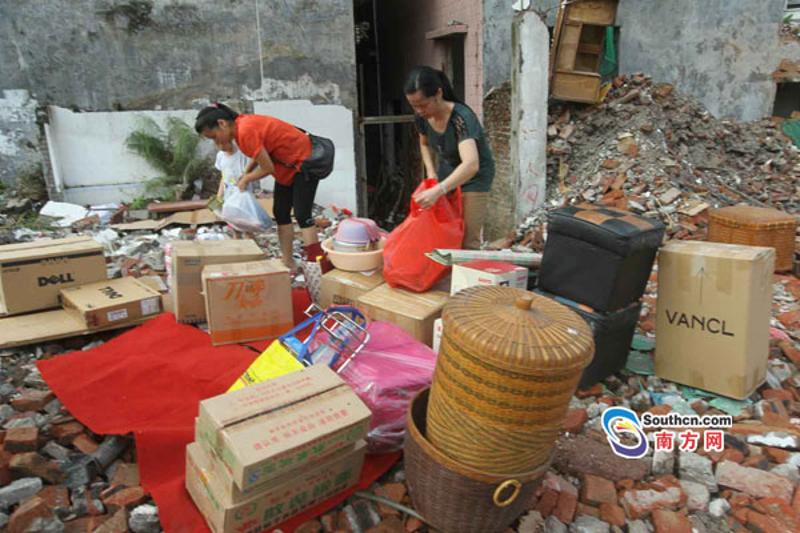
[312,321,437,453]
[383,179,464,292]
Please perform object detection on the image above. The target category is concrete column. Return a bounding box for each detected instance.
[511,10,549,223]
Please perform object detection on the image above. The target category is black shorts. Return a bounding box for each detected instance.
[273,171,319,228]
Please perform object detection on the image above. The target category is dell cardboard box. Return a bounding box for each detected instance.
[0,237,107,316]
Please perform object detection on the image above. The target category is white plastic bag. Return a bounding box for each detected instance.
[221,189,273,233]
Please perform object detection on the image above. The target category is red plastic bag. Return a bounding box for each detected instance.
[383,179,464,292]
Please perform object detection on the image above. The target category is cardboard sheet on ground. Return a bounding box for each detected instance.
[37,306,399,532]
[113,199,276,232]
[0,309,150,349]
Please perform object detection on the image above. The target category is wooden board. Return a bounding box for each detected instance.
[552,71,602,104]
[566,0,618,26]
[0,309,152,350]
[556,23,582,71]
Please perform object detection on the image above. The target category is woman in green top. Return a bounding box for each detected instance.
[405,66,495,249]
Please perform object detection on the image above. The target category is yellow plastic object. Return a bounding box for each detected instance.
[227,339,304,392]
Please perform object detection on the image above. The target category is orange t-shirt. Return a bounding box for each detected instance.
[235,114,312,186]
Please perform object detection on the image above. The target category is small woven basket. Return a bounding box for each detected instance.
[405,388,550,533]
[427,286,594,475]
[708,206,797,272]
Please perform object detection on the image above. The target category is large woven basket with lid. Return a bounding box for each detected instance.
[708,206,797,272]
[427,286,594,475]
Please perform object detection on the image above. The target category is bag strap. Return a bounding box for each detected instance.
[270,126,312,172]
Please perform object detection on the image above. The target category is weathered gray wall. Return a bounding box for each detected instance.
[618,0,785,122]
[483,0,515,94]
[529,0,786,122]
[0,91,42,186]
[0,0,356,185]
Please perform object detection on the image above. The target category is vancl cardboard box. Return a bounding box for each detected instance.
[357,284,449,347]
[654,241,775,399]
[196,364,370,491]
[450,260,529,296]
[0,237,107,316]
[171,240,264,323]
[186,441,365,533]
[202,260,293,346]
[60,277,162,329]
[319,269,384,308]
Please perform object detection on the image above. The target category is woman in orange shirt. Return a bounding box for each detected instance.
[195,103,323,270]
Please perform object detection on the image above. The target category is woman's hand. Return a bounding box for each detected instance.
[236,175,249,191]
[413,185,444,210]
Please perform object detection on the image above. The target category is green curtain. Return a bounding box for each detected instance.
[599,26,618,79]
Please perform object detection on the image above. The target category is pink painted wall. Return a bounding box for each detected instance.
[380,0,485,118]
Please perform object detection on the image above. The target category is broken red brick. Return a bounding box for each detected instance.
[793,486,800,514]
[367,516,404,533]
[562,409,589,434]
[747,510,793,533]
[554,490,578,524]
[10,389,54,412]
[716,461,795,502]
[764,447,791,464]
[72,433,99,455]
[648,404,672,416]
[111,462,140,488]
[405,517,423,533]
[4,427,39,453]
[93,509,128,533]
[534,488,559,517]
[622,486,684,519]
[581,474,618,506]
[759,400,792,428]
[63,515,112,533]
[50,421,84,444]
[9,452,63,484]
[599,503,626,527]
[778,340,800,366]
[617,479,635,491]
[777,309,800,330]
[101,486,147,512]
[652,509,692,533]
[602,159,621,170]
[38,486,70,512]
[576,384,603,398]
[8,496,54,533]
[576,503,600,519]
[374,483,407,517]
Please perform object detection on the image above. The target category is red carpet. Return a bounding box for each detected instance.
[38,291,400,533]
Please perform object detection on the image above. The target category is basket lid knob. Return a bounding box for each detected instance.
[515,295,534,310]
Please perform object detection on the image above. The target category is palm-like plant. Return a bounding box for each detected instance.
[125,117,212,200]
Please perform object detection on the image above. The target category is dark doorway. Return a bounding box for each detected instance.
[773,82,800,118]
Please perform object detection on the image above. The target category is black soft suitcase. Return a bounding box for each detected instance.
[538,204,664,312]
[535,289,641,388]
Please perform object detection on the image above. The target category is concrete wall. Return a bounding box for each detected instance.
[0,0,357,189]
[0,0,357,111]
[483,0,516,94]
[529,0,786,122]
[618,0,785,122]
[380,0,485,117]
[253,101,356,212]
[0,91,42,186]
[46,101,357,211]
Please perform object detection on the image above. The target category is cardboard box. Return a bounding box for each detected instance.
[357,284,449,347]
[196,364,370,491]
[654,241,775,399]
[318,269,384,308]
[202,260,293,346]
[171,240,264,323]
[189,425,363,504]
[186,441,365,533]
[432,318,443,353]
[60,277,162,329]
[450,260,528,296]
[0,237,107,316]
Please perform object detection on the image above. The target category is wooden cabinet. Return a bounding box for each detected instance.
[550,0,619,104]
